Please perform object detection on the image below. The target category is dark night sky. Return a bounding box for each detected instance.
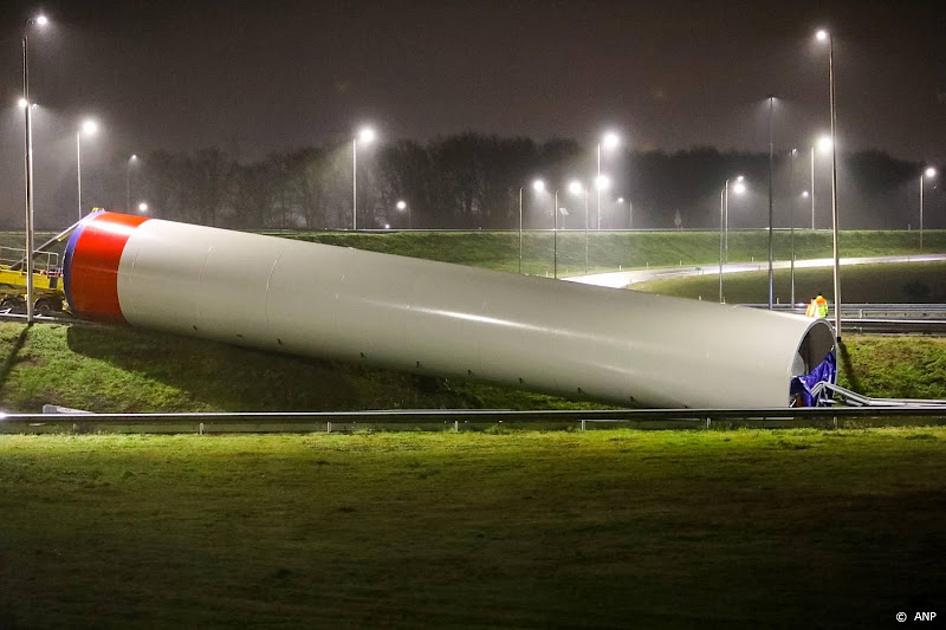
[0,0,943,225]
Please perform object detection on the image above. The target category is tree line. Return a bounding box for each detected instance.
[133,134,935,231]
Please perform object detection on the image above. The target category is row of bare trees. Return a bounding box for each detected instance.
[132,134,933,230]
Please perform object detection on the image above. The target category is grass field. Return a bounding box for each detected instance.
[0,428,943,627]
[634,260,946,304]
[281,228,946,276]
[1,322,945,412]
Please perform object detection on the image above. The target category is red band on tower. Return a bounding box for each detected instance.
[67,212,149,323]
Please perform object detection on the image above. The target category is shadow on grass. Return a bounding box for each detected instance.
[63,324,483,412]
[837,340,862,392]
[0,325,30,393]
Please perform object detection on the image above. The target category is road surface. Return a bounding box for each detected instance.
[565,253,946,289]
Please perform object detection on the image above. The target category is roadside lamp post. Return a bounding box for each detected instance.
[569,180,589,273]
[396,199,410,229]
[594,174,611,229]
[789,148,797,307]
[920,167,937,250]
[719,177,746,303]
[766,95,776,311]
[520,179,545,275]
[352,126,376,231]
[22,13,49,323]
[816,28,842,339]
[126,154,139,213]
[76,119,99,221]
[596,132,620,230]
[552,189,560,279]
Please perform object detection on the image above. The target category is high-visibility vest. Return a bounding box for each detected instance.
[815,295,829,318]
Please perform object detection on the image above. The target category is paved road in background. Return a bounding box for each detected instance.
[565,253,946,289]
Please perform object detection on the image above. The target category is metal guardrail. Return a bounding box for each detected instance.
[2,406,945,434]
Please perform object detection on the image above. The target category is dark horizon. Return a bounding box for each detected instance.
[0,0,942,228]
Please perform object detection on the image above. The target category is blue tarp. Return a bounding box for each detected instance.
[790,351,837,407]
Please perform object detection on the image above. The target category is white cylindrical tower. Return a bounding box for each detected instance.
[63,212,835,408]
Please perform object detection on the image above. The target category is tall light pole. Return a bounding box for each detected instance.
[523,179,545,275]
[76,119,99,220]
[596,132,620,231]
[766,96,776,310]
[552,189,560,279]
[22,13,48,324]
[126,154,139,213]
[718,177,747,303]
[809,146,816,229]
[789,148,797,307]
[569,180,589,273]
[396,199,410,229]
[816,28,842,339]
[920,167,937,250]
[724,175,746,264]
[352,126,375,231]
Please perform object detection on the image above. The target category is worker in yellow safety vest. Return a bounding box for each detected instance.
[805,293,830,318]
[815,292,829,318]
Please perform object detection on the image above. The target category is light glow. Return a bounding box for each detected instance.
[396,200,407,210]
[594,174,611,191]
[815,29,829,42]
[567,180,584,195]
[81,119,99,136]
[801,191,810,199]
[137,202,149,213]
[924,167,937,179]
[357,127,376,144]
[732,181,747,195]
[531,179,545,193]
[35,14,49,27]
[817,135,833,154]
[601,131,620,150]
[17,98,28,109]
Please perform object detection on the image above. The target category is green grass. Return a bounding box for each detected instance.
[0,322,946,412]
[281,229,946,275]
[0,322,599,413]
[0,428,943,627]
[634,260,946,304]
[0,322,944,412]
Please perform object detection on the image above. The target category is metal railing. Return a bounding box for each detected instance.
[2,405,945,435]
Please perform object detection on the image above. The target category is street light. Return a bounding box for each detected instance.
[127,154,139,213]
[568,180,590,273]
[815,28,842,339]
[137,202,149,213]
[719,177,747,303]
[920,167,937,250]
[596,132,620,230]
[395,199,411,229]
[518,179,547,274]
[352,126,376,231]
[76,118,100,221]
[22,13,50,323]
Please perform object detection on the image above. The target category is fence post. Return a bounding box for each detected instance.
[326,421,332,434]
[198,422,205,436]
[453,419,459,433]
[580,419,586,431]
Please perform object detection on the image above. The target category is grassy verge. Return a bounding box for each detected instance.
[0,322,598,413]
[281,229,946,275]
[0,322,943,411]
[0,429,943,627]
[634,260,946,304]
